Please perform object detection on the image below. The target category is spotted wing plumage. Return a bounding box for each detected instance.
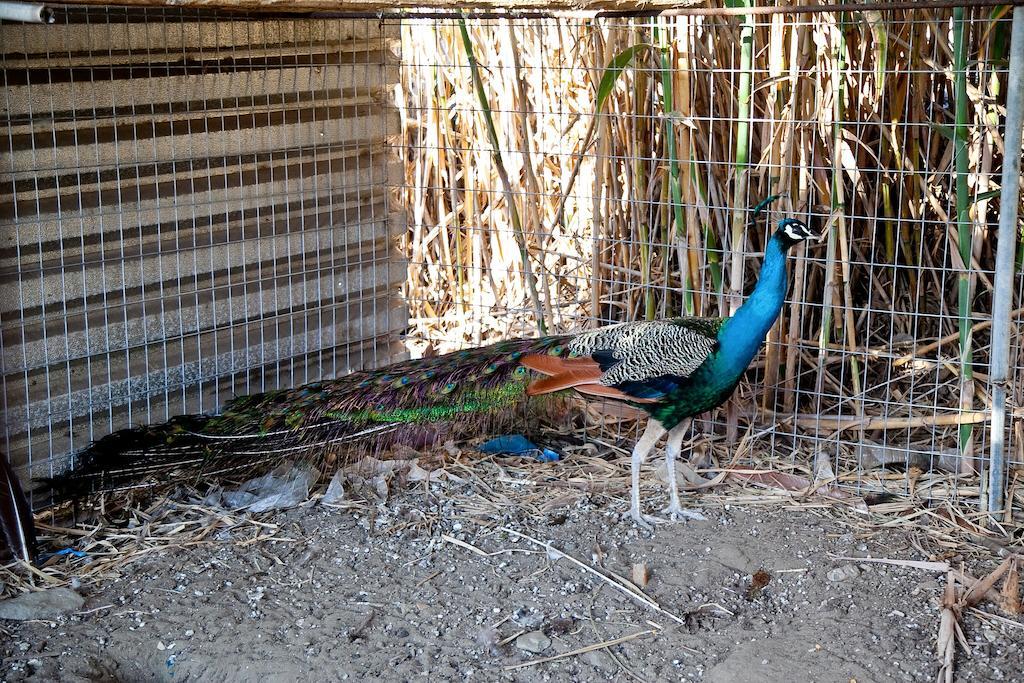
[567,318,722,386]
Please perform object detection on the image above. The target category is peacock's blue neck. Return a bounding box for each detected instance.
[712,234,790,380]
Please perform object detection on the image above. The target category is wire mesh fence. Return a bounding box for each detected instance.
[1,3,1021,514]
[396,6,1023,511]
[1,7,404,498]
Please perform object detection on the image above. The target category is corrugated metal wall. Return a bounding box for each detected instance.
[1,6,406,492]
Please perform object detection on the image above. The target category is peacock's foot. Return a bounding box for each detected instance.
[661,501,707,522]
[629,507,666,531]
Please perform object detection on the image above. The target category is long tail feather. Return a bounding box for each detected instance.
[40,336,570,503]
[1,453,37,564]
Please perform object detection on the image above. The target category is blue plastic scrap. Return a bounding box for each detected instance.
[38,547,89,562]
[479,434,560,462]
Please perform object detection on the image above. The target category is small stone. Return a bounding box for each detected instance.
[581,648,616,672]
[512,607,544,629]
[515,631,551,654]
[0,588,85,621]
[395,628,410,638]
[476,627,499,649]
[827,564,861,582]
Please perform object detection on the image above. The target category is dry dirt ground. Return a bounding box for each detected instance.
[2,460,1022,682]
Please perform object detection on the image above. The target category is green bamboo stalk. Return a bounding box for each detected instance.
[832,13,863,406]
[882,182,896,264]
[634,26,655,321]
[687,153,723,295]
[952,7,974,453]
[816,14,844,400]
[723,0,754,443]
[655,20,693,316]
[726,0,754,315]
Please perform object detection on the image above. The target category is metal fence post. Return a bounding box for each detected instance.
[987,6,1024,515]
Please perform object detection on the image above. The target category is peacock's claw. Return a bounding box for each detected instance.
[629,508,668,531]
[661,502,707,522]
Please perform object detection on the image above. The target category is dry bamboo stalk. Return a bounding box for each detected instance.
[398,12,1016,477]
[591,26,610,321]
[758,13,789,410]
[505,21,554,332]
[794,411,991,432]
[894,307,1024,367]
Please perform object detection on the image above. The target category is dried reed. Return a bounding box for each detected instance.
[395,7,1023,500]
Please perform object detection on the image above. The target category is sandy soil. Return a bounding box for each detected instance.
[2,471,1021,682]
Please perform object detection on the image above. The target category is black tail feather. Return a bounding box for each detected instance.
[38,414,216,503]
[1,452,37,565]
[35,413,355,503]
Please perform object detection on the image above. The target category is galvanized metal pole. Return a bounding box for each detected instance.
[987,5,1024,515]
[0,1,53,22]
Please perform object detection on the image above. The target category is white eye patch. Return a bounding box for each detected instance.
[782,221,809,240]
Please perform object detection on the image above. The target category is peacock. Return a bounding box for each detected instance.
[40,217,815,528]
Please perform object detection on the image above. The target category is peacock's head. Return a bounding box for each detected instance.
[775,218,816,247]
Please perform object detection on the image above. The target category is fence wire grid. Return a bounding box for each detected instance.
[396,7,1024,513]
[1,4,1022,514]
[1,6,404,500]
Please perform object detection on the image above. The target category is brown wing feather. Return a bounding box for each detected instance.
[572,383,660,404]
[520,354,597,375]
[522,357,604,395]
[520,354,659,404]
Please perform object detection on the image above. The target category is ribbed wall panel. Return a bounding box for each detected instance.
[0,6,406,490]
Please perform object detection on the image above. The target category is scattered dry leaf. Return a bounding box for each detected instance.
[746,569,772,600]
[631,562,650,588]
[937,572,957,683]
[962,557,1012,608]
[812,450,836,483]
[728,470,868,510]
[999,558,1021,615]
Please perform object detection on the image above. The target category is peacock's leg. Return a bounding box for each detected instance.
[662,419,706,521]
[630,419,666,529]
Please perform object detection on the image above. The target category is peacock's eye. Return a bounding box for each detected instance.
[441,382,457,394]
[549,345,564,355]
[513,366,527,377]
[483,362,499,375]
